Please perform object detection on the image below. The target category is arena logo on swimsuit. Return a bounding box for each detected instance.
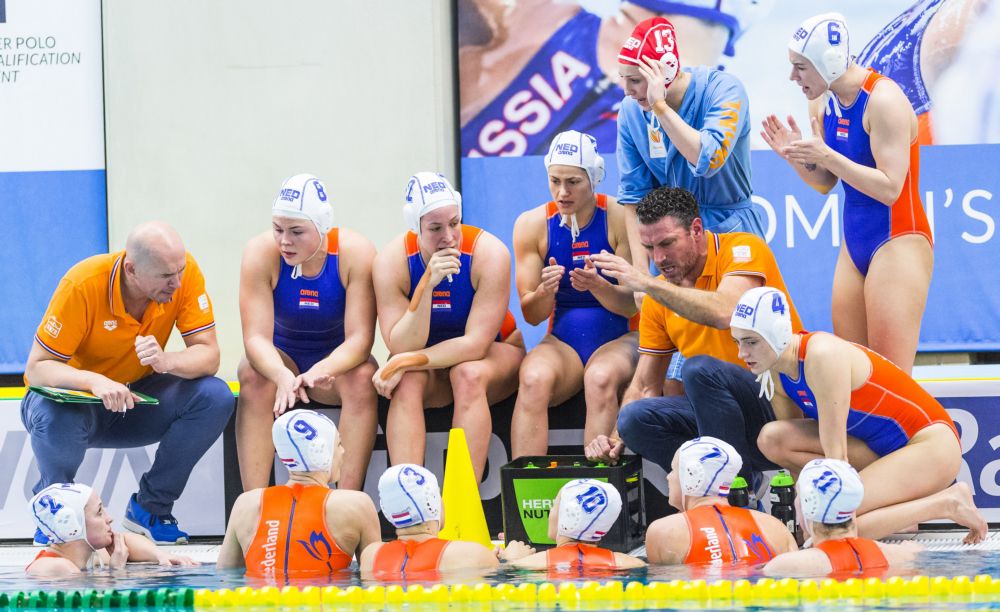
[469,51,591,157]
[432,290,451,311]
[299,289,319,309]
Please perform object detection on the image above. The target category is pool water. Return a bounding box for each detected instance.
[4,547,1000,609]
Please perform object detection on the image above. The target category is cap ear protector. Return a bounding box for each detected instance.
[790,13,851,86]
[272,410,339,473]
[678,437,742,497]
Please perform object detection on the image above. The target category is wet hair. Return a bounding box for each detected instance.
[635,187,700,229]
[817,518,854,534]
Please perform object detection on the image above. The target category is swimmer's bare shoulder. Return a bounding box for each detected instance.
[644,514,689,565]
[217,488,264,569]
[325,489,381,556]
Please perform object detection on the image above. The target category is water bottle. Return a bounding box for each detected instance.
[728,476,750,508]
[769,470,797,535]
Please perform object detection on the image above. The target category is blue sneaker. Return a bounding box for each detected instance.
[33,528,50,547]
[122,494,188,545]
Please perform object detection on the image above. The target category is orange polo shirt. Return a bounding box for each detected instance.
[32,251,215,384]
[638,231,802,365]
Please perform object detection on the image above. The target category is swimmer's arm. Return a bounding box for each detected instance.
[381,240,513,374]
[216,491,258,570]
[824,84,912,206]
[613,552,647,568]
[804,335,853,462]
[762,550,830,577]
[374,237,432,354]
[438,541,501,571]
[328,490,381,559]
[308,231,377,377]
[240,235,295,384]
[643,272,762,330]
[513,208,557,325]
[507,551,548,570]
[358,542,379,577]
[621,353,670,405]
[120,531,164,563]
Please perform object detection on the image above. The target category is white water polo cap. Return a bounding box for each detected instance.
[545,130,605,187]
[272,410,339,472]
[378,464,442,528]
[731,286,793,400]
[789,13,851,86]
[799,458,864,524]
[31,483,93,544]
[272,174,334,235]
[403,172,462,234]
[730,286,793,355]
[557,479,622,543]
[678,437,742,497]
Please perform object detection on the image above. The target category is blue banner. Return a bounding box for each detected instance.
[946,398,1000,520]
[0,170,108,373]
[462,144,1000,352]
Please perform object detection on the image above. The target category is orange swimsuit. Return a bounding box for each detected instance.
[370,538,451,577]
[683,504,777,566]
[816,537,889,575]
[545,543,617,570]
[244,484,351,578]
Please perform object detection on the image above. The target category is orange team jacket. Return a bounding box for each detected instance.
[25,549,64,573]
[684,504,777,566]
[815,538,889,574]
[545,543,617,570]
[244,484,351,578]
[371,538,451,577]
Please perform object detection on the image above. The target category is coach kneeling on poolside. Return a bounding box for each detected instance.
[22,221,234,545]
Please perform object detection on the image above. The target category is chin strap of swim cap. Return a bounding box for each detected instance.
[560,214,581,241]
[756,370,775,401]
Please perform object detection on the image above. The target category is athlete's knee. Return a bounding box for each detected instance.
[756,421,791,460]
[392,369,429,401]
[518,362,557,395]
[341,361,378,396]
[583,362,621,395]
[450,362,488,398]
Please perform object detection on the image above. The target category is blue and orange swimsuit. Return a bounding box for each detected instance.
[545,194,636,365]
[272,228,347,372]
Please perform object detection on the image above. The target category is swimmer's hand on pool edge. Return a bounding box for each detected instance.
[585,434,625,465]
[496,540,535,563]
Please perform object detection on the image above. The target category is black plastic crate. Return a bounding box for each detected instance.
[500,455,645,553]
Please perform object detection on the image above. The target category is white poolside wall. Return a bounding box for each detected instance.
[102,0,456,377]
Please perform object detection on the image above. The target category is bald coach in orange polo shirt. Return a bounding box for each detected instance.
[22,221,234,545]
[587,188,802,504]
